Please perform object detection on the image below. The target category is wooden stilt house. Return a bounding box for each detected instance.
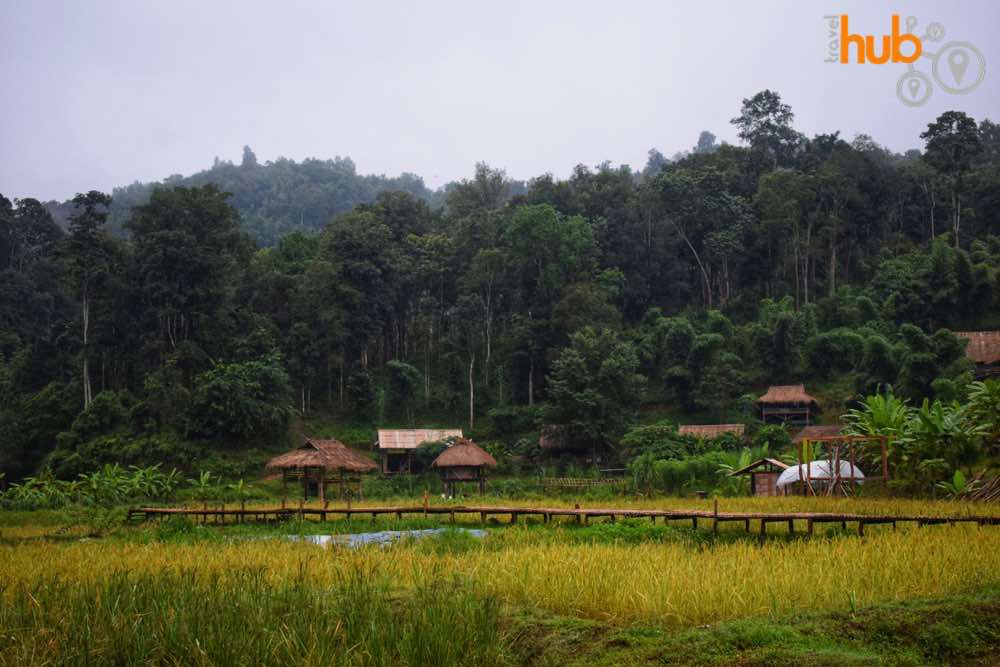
[431,438,497,496]
[266,438,377,502]
[757,384,819,425]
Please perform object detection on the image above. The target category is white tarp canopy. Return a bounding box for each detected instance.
[775,459,866,488]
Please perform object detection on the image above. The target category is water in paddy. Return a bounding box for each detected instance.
[289,527,486,548]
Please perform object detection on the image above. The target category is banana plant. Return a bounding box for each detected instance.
[935,469,981,499]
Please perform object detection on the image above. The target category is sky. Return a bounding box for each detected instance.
[2,0,998,202]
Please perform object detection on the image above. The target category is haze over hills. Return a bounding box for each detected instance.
[40,147,443,247]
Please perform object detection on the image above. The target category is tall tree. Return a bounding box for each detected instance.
[63,191,114,410]
[730,90,802,169]
[921,111,982,248]
[126,185,246,360]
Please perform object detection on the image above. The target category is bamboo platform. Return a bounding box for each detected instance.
[127,503,1000,539]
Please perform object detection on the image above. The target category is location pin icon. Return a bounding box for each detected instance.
[908,77,921,99]
[948,49,969,85]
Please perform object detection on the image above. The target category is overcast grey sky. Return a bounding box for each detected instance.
[2,0,998,201]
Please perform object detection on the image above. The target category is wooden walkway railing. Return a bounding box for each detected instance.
[539,477,628,489]
[127,503,1000,540]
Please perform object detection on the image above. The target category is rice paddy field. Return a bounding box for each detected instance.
[4,496,1000,665]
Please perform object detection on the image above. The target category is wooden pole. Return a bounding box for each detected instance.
[712,499,719,535]
[882,436,889,482]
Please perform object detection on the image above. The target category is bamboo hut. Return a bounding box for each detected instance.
[757,384,819,425]
[431,438,497,496]
[954,331,1000,379]
[376,429,462,474]
[266,438,377,501]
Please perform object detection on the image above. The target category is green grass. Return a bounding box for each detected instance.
[0,567,509,666]
[514,588,1000,666]
[4,557,999,666]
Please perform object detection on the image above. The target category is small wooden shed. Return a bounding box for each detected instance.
[728,458,790,497]
[431,438,497,496]
[266,438,377,501]
[376,429,463,474]
[757,385,819,425]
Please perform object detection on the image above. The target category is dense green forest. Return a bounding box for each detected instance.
[3,90,1000,484]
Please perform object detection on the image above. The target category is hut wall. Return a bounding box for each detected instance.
[751,471,783,497]
[760,403,813,425]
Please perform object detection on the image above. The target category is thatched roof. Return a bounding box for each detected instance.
[678,424,746,439]
[266,438,377,473]
[757,384,819,406]
[377,429,463,451]
[792,424,843,444]
[728,458,789,476]
[954,331,1000,365]
[431,438,497,469]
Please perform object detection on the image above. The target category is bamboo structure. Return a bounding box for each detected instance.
[794,434,889,496]
[266,438,377,501]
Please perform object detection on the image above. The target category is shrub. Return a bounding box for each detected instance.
[185,352,293,440]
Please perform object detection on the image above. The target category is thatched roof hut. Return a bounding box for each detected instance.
[757,384,819,425]
[678,424,746,439]
[431,438,497,495]
[954,331,1000,378]
[266,438,376,501]
[267,438,377,473]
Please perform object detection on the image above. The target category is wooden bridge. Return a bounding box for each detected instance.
[127,502,1000,539]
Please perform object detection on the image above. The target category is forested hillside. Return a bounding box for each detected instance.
[2,90,1000,482]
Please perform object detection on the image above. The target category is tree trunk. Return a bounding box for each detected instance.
[425,321,432,406]
[81,290,92,410]
[828,240,837,298]
[468,353,475,431]
[338,355,344,409]
[672,220,712,307]
[952,190,961,249]
[528,355,534,407]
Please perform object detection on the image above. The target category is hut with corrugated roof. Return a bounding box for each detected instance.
[376,429,463,474]
[757,384,819,425]
[678,424,747,440]
[954,331,1000,379]
[431,438,497,496]
[266,438,377,501]
[792,424,842,444]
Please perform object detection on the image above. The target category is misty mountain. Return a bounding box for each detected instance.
[44,147,440,246]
